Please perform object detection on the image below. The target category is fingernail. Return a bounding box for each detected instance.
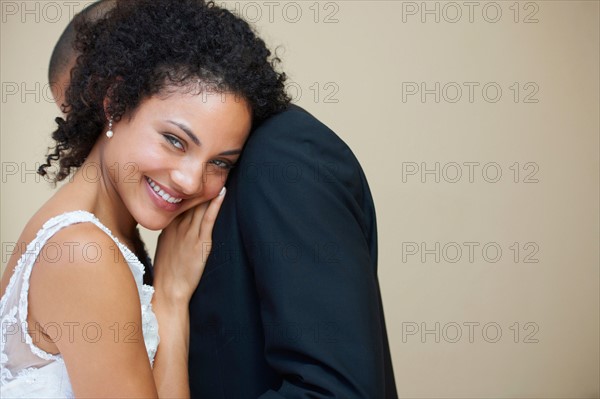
[219,186,226,196]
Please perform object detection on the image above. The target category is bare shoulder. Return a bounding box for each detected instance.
[28,221,141,327]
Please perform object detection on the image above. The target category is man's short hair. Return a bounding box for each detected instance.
[48,1,114,87]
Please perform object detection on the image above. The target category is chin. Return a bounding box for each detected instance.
[133,211,175,231]
[138,221,170,231]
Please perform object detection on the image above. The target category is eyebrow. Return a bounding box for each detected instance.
[167,120,201,146]
[218,149,242,156]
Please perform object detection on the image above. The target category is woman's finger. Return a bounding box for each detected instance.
[189,200,209,233]
[198,186,226,242]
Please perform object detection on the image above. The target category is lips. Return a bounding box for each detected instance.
[145,176,183,204]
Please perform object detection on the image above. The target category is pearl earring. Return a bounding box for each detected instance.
[106,118,114,138]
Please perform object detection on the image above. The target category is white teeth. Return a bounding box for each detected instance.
[145,177,183,204]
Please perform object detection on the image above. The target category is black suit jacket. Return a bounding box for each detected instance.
[188,105,397,398]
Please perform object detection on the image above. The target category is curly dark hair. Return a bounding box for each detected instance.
[39,0,290,182]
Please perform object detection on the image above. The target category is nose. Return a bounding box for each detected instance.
[170,159,205,197]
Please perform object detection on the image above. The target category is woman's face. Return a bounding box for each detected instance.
[101,88,252,230]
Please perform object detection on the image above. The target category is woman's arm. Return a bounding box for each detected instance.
[151,191,226,398]
[29,224,159,398]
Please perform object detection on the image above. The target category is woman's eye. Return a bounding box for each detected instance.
[163,134,184,150]
[211,159,235,170]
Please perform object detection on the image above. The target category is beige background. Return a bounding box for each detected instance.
[1,1,598,397]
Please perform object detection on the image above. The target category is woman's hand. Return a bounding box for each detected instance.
[152,188,226,304]
[151,188,226,398]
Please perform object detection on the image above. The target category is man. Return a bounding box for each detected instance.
[49,2,397,397]
[48,0,115,111]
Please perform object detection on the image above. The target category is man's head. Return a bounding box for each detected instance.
[49,0,115,109]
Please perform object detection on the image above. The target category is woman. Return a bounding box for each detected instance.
[0,0,289,397]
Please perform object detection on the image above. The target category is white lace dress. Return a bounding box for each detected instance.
[0,211,159,398]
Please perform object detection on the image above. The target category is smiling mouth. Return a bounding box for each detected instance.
[145,177,183,204]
